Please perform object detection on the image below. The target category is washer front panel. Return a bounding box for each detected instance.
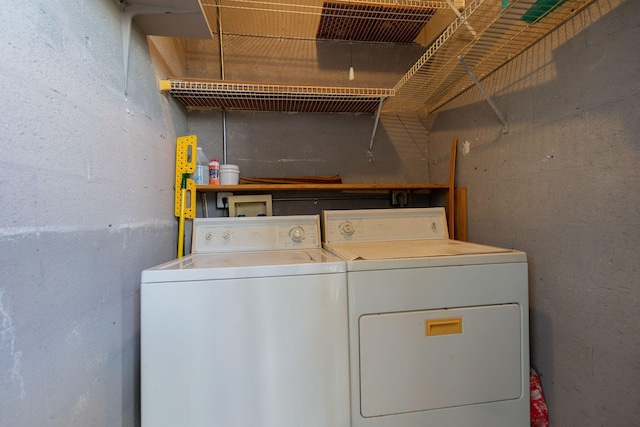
[323,208,448,243]
[142,273,350,427]
[193,215,321,253]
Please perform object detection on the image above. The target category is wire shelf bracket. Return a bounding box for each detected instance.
[368,97,386,157]
[457,55,508,133]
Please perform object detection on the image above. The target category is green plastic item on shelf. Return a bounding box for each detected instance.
[521,0,566,24]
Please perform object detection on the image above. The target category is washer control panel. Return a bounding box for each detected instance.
[192,215,321,253]
[323,208,449,243]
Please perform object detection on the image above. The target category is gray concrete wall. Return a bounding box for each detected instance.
[152,13,435,218]
[426,0,640,424]
[150,34,426,88]
[183,35,433,217]
[189,110,432,216]
[6,0,637,425]
[0,1,185,425]
[179,35,435,216]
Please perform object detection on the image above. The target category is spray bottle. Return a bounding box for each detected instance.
[209,158,220,185]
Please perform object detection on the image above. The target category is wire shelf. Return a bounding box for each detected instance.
[162,0,596,113]
[385,0,596,113]
[164,79,393,112]
[199,0,453,41]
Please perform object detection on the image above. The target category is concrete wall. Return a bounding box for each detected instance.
[183,38,434,217]
[4,0,637,425]
[167,32,434,215]
[189,110,433,216]
[150,34,427,87]
[426,0,640,424]
[149,21,435,217]
[0,1,185,425]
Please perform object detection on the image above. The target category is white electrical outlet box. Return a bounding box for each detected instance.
[216,192,233,208]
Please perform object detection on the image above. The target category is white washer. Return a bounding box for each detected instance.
[141,215,350,427]
[322,208,530,427]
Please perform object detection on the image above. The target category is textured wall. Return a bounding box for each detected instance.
[189,110,433,217]
[426,0,640,424]
[6,1,637,425]
[0,1,185,425]
[149,34,426,87]
[151,12,435,218]
[183,39,433,217]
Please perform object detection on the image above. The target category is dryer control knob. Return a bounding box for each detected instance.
[222,231,232,240]
[205,232,214,240]
[339,221,355,236]
[289,226,305,242]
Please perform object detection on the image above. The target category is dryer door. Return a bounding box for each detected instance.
[359,304,522,417]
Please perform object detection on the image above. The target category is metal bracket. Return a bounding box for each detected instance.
[444,0,477,38]
[367,97,386,158]
[457,55,509,134]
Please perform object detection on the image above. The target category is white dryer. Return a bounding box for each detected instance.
[322,208,529,427]
[141,215,350,427]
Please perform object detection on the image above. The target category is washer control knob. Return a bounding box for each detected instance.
[205,232,214,241]
[289,226,305,242]
[222,231,232,240]
[339,221,355,236]
[431,222,438,230]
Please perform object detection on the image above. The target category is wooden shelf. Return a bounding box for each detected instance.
[195,180,467,240]
[196,183,449,192]
[192,139,464,240]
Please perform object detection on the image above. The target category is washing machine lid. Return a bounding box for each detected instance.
[141,248,346,283]
[323,239,525,270]
[322,208,526,270]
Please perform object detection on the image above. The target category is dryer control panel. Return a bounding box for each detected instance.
[192,215,321,253]
[322,208,449,243]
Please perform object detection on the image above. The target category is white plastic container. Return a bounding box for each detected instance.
[220,164,240,185]
[209,158,220,185]
[193,147,209,185]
